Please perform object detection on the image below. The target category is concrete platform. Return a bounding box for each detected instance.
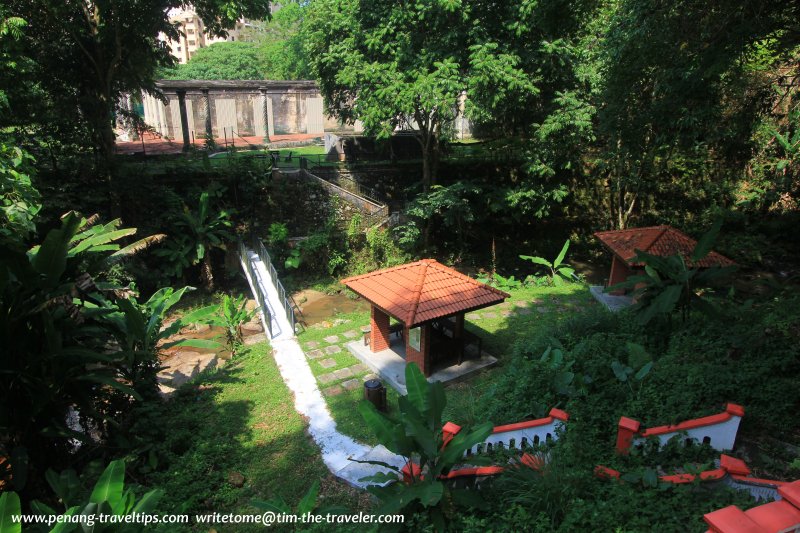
[345,338,497,394]
[590,285,634,312]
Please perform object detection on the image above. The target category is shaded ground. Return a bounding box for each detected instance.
[141,342,370,532]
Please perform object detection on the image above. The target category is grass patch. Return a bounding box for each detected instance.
[137,341,369,531]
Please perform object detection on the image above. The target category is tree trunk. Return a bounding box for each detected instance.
[201,254,215,291]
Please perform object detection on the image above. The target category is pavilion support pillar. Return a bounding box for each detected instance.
[406,323,431,377]
[454,313,465,361]
[607,255,630,295]
[176,90,191,151]
[370,307,391,352]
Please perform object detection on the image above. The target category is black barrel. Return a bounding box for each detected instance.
[364,379,387,412]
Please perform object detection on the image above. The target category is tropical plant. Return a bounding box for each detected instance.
[0,460,164,533]
[520,240,575,286]
[610,342,654,397]
[251,480,343,519]
[608,220,737,326]
[94,286,221,400]
[200,294,258,356]
[0,212,164,486]
[156,190,233,290]
[355,363,493,529]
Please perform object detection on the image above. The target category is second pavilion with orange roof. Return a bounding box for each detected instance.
[342,259,509,378]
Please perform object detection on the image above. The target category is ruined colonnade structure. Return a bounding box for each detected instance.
[140,80,343,147]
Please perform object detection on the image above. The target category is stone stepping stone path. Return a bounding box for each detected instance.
[341,379,361,391]
[360,325,371,333]
[316,363,368,387]
[482,311,498,319]
[466,313,481,320]
[515,308,532,315]
[343,330,359,339]
[323,385,344,396]
[324,335,340,344]
[325,345,342,354]
[319,358,338,369]
[306,349,324,360]
[305,341,319,350]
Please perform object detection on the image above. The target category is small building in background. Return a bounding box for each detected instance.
[594,225,736,293]
[160,6,254,64]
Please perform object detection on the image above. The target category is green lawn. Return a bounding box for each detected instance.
[296,282,598,443]
[140,341,369,532]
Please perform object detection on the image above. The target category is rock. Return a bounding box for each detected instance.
[341,379,361,391]
[319,358,337,369]
[349,363,368,374]
[323,385,344,396]
[324,335,340,344]
[244,333,267,345]
[306,349,324,360]
[325,345,342,354]
[228,471,245,488]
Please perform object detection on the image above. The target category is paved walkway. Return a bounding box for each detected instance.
[239,248,405,488]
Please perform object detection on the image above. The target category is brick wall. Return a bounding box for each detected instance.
[405,324,431,376]
[370,307,391,352]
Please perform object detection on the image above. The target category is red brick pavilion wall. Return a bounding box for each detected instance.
[370,307,391,352]
[406,323,431,376]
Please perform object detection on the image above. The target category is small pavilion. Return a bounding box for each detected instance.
[595,225,736,293]
[342,259,509,377]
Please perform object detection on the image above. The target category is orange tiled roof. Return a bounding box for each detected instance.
[341,259,509,327]
[594,226,735,268]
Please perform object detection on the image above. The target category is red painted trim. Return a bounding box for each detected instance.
[725,403,745,417]
[660,469,726,484]
[441,466,505,479]
[641,410,740,437]
[492,417,554,434]
[720,454,751,476]
[549,408,570,421]
[594,465,621,480]
[730,475,787,487]
[618,416,642,432]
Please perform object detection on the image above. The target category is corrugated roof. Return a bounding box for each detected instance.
[342,259,509,327]
[594,226,735,268]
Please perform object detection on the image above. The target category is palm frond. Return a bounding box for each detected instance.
[106,234,167,265]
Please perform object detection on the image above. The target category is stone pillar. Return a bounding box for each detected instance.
[259,87,271,143]
[370,307,391,352]
[616,416,641,454]
[176,90,191,151]
[405,323,431,376]
[201,88,213,140]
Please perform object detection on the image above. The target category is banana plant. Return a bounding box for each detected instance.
[355,363,493,530]
[93,286,221,398]
[157,191,233,290]
[1,212,163,488]
[198,294,258,356]
[0,460,164,533]
[608,220,737,326]
[520,239,575,286]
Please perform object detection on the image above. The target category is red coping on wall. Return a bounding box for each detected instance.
[641,403,745,437]
[595,455,789,493]
[491,408,569,434]
[615,403,744,453]
[705,482,800,533]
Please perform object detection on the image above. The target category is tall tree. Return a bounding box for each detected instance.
[164,41,265,80]
[6,0,272,175]
[304,0,473,190]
